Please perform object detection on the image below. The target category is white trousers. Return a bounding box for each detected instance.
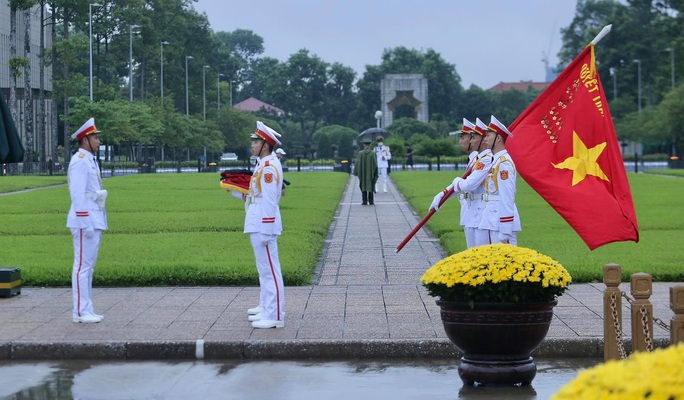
[473,229,518,246]
[71,228,102,317]
[464,227,476,248]
[378,167,388,185]
[250,233,285,321]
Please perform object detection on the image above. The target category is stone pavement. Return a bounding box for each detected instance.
[0,176,677,360]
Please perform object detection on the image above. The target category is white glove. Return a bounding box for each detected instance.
[498,232,514,244]
[84,227,95,239]
[260,234,274,246]
[429,191,445,212]
[451,177,463,191]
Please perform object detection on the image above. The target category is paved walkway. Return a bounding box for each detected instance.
[0,176,677,360]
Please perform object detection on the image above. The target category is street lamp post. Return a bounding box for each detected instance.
[185,55,193,115]
[160,41,169,105]
[665,48,677,157]
[633,59,642,113]
[89,3,101,102]
[375,110,382,129]
[202,66,209,120]
[665,47,675,89]
[609,67,617,100]
[202,65,210,167]
[217,73,225,112]
[129,24,140,101]
[633,59,642,173]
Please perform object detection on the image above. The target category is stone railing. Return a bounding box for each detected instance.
[603,264,684,361]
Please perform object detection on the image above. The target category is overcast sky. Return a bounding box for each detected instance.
[192,0,578,89]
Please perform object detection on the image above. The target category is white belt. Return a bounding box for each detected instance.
[85,190,107,208]
[458,193,477,201]
[246,197,263,205]
[481,193,500,201]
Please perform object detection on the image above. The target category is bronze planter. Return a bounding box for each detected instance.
[436,299,557,386]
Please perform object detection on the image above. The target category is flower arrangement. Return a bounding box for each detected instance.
[552,343,684,399]
[420,244,572,305]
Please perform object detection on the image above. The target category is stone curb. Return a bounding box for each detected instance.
[3,337,669,361]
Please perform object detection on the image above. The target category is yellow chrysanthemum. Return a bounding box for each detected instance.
[420,244,572,303]
[552,343,684,399]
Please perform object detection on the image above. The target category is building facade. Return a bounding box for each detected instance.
[0,3,56,163]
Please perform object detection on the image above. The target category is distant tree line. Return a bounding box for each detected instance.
[5,0,683,163]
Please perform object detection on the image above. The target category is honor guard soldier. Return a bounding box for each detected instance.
[67,118,108,323]
[450,118,478,248]
[245,121,286,328]
[478,115,521,245]
[354,137,378,205]
[431,118,493,248]
[374,135,391,192]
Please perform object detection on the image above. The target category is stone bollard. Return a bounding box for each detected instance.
[630,273,653,353]
[671,286,684,344]
[603,264,623,361]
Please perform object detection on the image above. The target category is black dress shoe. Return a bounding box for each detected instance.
[362,202,367,205]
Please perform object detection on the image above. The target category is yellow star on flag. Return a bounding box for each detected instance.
[553,131,609,186]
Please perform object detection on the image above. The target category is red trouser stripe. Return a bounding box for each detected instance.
[265,244,281,321]
[77,229,84,317]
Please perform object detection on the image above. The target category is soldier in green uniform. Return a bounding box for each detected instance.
[354,137,378,205]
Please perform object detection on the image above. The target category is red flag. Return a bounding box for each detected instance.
[507,44,639,250]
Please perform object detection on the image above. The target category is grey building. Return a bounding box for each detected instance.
[0,3,56,162]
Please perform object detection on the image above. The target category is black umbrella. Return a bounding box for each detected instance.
[358,127,390,143]
[0,91,24,163]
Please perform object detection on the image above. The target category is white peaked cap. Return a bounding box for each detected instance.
[275,148,286,155]
[251,121,282,146]
[459,118,475,134]
[71,117,100,140]
[473,118,487,136]
[487,115,513,139]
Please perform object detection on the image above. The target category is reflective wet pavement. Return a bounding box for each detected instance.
[0,358,600,400]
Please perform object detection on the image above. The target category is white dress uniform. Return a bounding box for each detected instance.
[477,149,521,244]
[374,142,391,192]
[244,152,285,323]
[456,151,477,245]
[67,148,108,319]
[452,149,493,248]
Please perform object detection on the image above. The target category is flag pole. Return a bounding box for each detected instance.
[395,187,453,253]
[590,24,612,46]
[395,166,475,253]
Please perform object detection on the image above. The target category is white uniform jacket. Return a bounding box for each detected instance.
[452,149,493,229]
[374,144,391,168]
[244,154,283,236]
[477,149,521,235]
[458,151,479,226]
[66,149,108,230]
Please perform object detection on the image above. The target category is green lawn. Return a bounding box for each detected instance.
[3,170,683,286]
[391,171,684,282]
[0,172,348,287]
[0,176,67,193]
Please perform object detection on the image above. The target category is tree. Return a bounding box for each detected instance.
[277,50,328,140]
[387,117,440,140]
[323,62,358,127]
[312,125,357,158]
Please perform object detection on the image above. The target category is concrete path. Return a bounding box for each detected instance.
[0,176,677,360]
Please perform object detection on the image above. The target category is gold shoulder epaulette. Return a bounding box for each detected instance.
[78,153,85,158]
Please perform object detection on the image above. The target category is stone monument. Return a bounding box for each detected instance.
[380,74,428,127]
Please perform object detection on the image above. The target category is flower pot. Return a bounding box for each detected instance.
[436,299,557,386]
